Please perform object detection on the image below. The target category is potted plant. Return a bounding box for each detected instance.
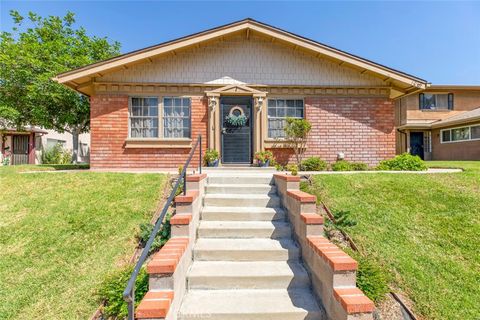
[254,150,274,167]
[204,149,219,167]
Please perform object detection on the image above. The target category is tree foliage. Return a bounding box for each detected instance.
[284,117,312,166]
[0,10,120,160]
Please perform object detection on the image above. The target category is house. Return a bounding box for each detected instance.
[397,85,480,160]
[0,126,90,165]
[54,18,431,169]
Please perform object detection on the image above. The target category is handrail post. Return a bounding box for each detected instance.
[199,135,202,174]
[127,287,134,320]
[183,168,187,195]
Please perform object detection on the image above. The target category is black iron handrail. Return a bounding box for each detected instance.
[123,135,202,320]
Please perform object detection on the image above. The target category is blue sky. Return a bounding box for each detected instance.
[1,1,479,84]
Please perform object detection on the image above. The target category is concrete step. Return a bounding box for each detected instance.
[187,261,310,289]
[198,221,291,239]
[206,183,277,195]
[204,194,281,208]
[178,289,324,320]
[201,206,286,221]
[194,238,300,261]
[207,174,274,185]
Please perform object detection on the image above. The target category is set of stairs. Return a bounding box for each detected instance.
[177,168,324,320]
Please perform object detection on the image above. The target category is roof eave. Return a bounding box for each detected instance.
[54,18,428,90]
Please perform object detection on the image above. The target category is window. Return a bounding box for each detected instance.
[46,138,66,150]
[163,97,191,138]
[471,125,480,140]
[441,124,480,143]
[419,93,453,110]
[130,97,159,138]
[79,143,89,157]
[268,99,304,138]
[452,127,469,141]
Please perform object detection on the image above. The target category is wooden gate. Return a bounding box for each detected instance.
[12,135,29,165]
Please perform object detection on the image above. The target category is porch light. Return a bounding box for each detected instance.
[337,152,345,160]
[256,97,264,111]
[208,97,217,111]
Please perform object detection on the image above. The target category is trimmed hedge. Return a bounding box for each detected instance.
[377,153,427,171]
[331,160,368,171]
[301,157,328,171]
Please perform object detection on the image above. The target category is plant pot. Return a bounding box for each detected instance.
[258,159,270,167]
[208,159,219,167]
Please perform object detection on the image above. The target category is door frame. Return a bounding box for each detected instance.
[219,96,254,164]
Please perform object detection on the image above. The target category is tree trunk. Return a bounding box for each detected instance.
[72,127,80,164]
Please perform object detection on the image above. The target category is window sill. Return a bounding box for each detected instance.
[420,109,453,112]
[125,138,192,149]
[264,139,293,149]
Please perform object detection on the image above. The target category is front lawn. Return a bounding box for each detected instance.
[0,166,167,319]
[426,160,480,172]
[303,161,480,320]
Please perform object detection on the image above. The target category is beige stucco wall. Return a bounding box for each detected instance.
[101,34,384,87]
[398,89,480,125]
[36,129,91,164]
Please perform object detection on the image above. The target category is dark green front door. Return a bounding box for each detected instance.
[220,96,253,164]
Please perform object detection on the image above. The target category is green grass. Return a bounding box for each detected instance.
[0,166,167,319]
[304,161,480,320]
[426,160,480,172]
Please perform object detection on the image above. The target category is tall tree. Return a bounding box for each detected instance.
[0,11,120,162]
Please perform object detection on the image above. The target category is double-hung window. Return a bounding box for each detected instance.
[129,97,191,139]
[419,93,454,110]
[268,99,304,138]
[163,97,191,138]
[130,97,159,138]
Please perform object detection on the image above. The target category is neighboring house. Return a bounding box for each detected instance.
[396,86,480,160]
[54,18,433,169]
[0,126,90,165]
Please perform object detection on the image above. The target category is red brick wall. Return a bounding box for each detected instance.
[90,94,208,169]
[270,97,396,166]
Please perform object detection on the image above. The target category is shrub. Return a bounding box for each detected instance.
[136,213,171,253]
[301,157,327,171]
[351,162,368,171]
[96,265,149,319]
[331,160,352,171]
[42,143,72,164]
[377,153,427,171]
[204,149,219,164]
[354,254,389,303]
[287,164,298,176]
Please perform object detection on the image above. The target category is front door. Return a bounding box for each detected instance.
[220,96,253,164]
[410,132,424,159]
[12,135,29,165]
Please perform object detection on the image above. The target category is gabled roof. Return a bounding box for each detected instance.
[54,18,428,94]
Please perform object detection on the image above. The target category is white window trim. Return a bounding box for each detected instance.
[128,96,192,140]
[440,124,480,144]
[267,97,305,139]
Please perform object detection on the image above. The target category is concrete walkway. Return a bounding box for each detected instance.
[19,167,462,175]
[299,168,462,175]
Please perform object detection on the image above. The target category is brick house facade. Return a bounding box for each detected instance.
[56,19,428,169]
